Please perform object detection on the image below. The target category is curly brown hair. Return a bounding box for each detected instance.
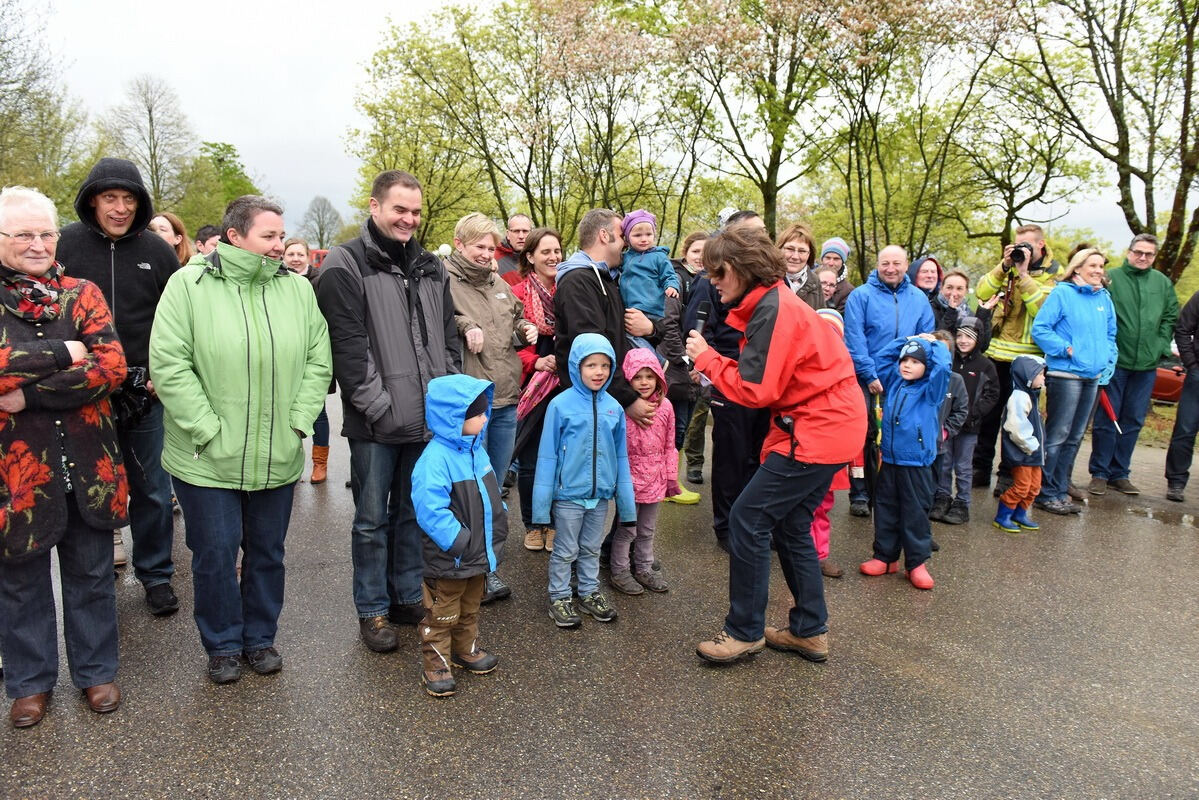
[704,227,785,291]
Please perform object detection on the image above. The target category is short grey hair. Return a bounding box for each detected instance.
[1130,233,1158,250]
[577,208,620,249]
[223,195,284,238]
[0,185,58,231]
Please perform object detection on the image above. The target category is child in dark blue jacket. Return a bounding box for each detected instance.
[995,355,1047,533]
[533,334,636,629]
[860,335,950,590]
[412,374,509,697]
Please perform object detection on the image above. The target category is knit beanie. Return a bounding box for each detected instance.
[621,209,657,242]
[816,307,845,338]
[464,390,489,421]
[898,338,928,366]
[958,317,981,342]
[820,237,850,263]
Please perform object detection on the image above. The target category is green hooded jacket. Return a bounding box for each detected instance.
[149,242,332,490]
[1106,260,1179,372]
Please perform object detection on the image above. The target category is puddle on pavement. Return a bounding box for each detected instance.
[1127,506,1197,527]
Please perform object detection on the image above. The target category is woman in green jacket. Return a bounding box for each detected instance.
[149,196,332,685]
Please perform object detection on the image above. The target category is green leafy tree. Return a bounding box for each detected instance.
[173,142,261,233]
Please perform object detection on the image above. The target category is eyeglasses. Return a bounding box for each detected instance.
[1129,249,1156,259]
[782,245,810,256]
[0,231,60,246]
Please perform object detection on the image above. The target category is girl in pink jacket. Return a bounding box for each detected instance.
[610,348,678,595]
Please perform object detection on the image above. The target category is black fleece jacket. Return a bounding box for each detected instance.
[55,158,179,370]
[953,347,1000,434]
[1175,291,1199,371]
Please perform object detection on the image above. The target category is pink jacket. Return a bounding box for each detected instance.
[622,348,679,504]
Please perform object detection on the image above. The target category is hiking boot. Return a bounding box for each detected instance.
[481,572,511,604]
[244,646,283,675]
[524,526,545,551]
[451,648,498,674]
[820,559,843,578]
[544,527,556,552]
[993,502,1019,533]
[764,626,828,662]
[548,598,582,628]
[1167,484,1186,502]
[1011,505,1039,531]
[907,563,934,590]
[928,495,950,522]
[578,592,617,622]
[941,500,969,525]
[1035,498,1075,516]
[696,630,765,663]
[207,655,241,685]
[1088,477,1107,495]
[686,466,704,484]
[421,668,456,697]
[1109,478,1140,495]
[633,569,668,593]
[360,616,399,652]
[1067,483,1086,502]
[145,583,180,616]
[859,558,898,576]
[849,500,870,517]
[666,487,701,505]
[388,603,425,626]
[609,570,645,596]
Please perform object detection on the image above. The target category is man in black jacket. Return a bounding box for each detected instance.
[56,158,181,617]
[1165,291,1199,501]
[314,170,462,654]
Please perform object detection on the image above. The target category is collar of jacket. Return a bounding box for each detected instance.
[445,250,495,288]
[724,281,776,333]
[205,242,286,285]
[360,219,437,278]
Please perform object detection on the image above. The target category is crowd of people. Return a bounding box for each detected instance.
[0,157,1191,724]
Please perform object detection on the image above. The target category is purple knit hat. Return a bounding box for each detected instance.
[621,209,657,241]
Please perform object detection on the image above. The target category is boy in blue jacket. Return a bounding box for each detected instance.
[533,334,636,629]
[412,374,509,697]
[995,355,1047,533]
[860,335,950,590]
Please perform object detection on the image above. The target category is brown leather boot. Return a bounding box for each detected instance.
[310,445,329,484]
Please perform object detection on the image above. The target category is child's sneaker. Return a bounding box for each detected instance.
[634,569,668,593]
[421,667,456,697]
[450,647,499,674]
[578,592,617,622]
[523,526,544,551]
[609,570,645,595]
[544,527,556,552]
[548,598,582,628]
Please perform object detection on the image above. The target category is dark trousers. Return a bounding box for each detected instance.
[118,401,176,588]
[709,393,769,545]
[1165,367,1199,487]
[516,416,544,528]
[848,378,878,504]
[724,454,838,641]
[174,478,295,657]
[683,390,710,470]
[872,463,935,570]
[313,403,330,448]
[1089,367,1156,481]
[0,497,118,698]
[973,358,1013,483]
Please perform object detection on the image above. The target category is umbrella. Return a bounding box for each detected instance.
[1098,388,1123,435]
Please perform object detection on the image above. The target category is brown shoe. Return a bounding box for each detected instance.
[523,526,544,551]
[359,615,399,652]
[309,445,329,484]
[544,527,556,552]
[820,559,843,578]
[696,630,765,663]
[764,627,829,662]
[10,692,50,729]
[83,682,121,714]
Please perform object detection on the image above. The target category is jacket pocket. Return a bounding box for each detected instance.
[370,372,425,439]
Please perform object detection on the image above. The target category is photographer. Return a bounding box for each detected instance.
[972,224,1061,495]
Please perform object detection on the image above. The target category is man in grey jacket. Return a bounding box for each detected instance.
[314,170,461,654]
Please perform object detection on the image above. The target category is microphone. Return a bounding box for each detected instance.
[695,301,712,337]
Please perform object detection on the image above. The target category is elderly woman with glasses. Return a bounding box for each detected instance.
[0,186,129,728]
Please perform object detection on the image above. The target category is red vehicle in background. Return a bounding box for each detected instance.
[1153,341,1186,403]
[309,249,328,270]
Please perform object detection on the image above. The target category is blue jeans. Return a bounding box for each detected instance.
[937,432,978,504]
[1040,375,1099,502]
[547,499,608,600]
[484,404,517,485]
[1165,368,1199,487]
[347,438,426,616]
[0,497,118,698]
[313,403,330,448]
[174,478,294,657]
[1089,368,1156,481]
[118,401,176,588]
[726,454,837,641]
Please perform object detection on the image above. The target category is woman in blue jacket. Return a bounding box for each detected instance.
[1030,248,1117,514]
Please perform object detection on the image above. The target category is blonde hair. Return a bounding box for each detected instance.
[454,212,501,247]
[1061,247,1107,281]
[283,237,310,254]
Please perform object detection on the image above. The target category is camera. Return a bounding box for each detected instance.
[1009,242,1034,265]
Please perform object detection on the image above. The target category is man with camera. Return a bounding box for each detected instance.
[972,224,1060,494]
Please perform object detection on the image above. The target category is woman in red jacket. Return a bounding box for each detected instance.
[685,227,865,666]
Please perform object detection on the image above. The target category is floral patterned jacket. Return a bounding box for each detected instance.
[0,275,129,562]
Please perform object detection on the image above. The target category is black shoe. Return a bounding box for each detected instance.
[503,469,517,488]
[715,537,730,553]
[1167,484,1185,502]
[207,655,241,685]
[451,648,499,674]
[942,500,969,525]
[481,572,511,604]
[849,500,870,517]
[387,603,425,626]
[548,598,582,628]
[244,646,282,675]
[972,472,991,488]
[360,616,399,652]
[578,592,617,622]
[145,583,180,616]
[422,668,456,697]
[928,496,950,522]
[930,537,940,552]
[687,467,704,485]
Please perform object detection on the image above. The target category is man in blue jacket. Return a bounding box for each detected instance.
[842,245,936,515]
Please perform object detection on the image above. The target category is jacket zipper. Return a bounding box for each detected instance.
[591,391,598,496]
[238,285,253,489]
[109,241,117,324]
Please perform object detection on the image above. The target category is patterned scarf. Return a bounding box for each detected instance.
[0,261,65,321]
[522,274,556,336]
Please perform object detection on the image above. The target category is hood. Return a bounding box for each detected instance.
[556,250,617,285]
[495,239,517,261]
[445,250,495,288]
[1010,355,1046,393]
[908,256,943,297]
[567,333,616,397]
[73,158,154,238]
[424,374,494,448]
[621,347,667,403]
[867,269,913,293]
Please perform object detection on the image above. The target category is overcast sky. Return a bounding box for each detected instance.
[49,0,1130,247]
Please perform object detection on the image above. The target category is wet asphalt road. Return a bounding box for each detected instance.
[1,404,1197,799]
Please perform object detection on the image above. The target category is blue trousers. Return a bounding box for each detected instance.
[174,478,295,657]
[548,499,608,600]
[118,401,176,589]
[313,403,330,448]
[0,497,118,698]
[1040,375,1098,502]
[1089,368,1156,481]
[872,463,934,570]
[484,404,517,486]
[1166,367,1199,487]
[725,454,837,642]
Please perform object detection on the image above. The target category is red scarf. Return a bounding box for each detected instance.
[0,262,65,321]
[522,274,555,336]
